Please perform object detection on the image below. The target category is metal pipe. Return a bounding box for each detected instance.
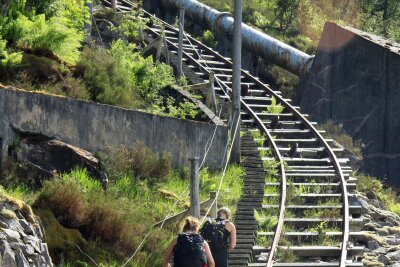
[84,0,93,41]
[160,0,314,76]
[231,0,241,164]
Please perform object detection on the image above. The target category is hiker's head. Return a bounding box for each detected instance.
[217,207,231,220]
[182,216,200,232]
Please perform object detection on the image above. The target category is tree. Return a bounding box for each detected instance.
[360,0,400,38]
[272,0,300,31]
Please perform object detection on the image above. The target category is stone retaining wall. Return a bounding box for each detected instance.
[0,87,228,170]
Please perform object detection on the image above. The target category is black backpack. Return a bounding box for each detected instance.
[200,218,229,251]
[173,233,207,267]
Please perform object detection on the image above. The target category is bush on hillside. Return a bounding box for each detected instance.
[110,39,175,104]
[356,173,400,216]
[102,143,172,183]
[3,14,83,63]
[198,30,218,49]
[33,168,175,265]
[4,0,89,32]
[0,38,22,73]
[75,40,175,109]
[75,45,137,108]
[319,120,363,159]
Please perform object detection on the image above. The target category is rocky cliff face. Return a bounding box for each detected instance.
[295,22,400,187]
[0,193,53,266]
[357,193,400,266]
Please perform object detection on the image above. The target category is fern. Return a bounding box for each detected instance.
[0,38,22,72]
[267,96,284,114]
[5,14,83,63]
[254,209,278,232]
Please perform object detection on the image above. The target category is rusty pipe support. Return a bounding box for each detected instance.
[160,0,314,76]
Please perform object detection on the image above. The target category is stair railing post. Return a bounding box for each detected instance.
[163,34,170,65]
[156,27,164,62]
[210,191,217,218]
[189,157,200,218]
[208,72,217,113]
[177,7,185,79]
[111,0,117,10]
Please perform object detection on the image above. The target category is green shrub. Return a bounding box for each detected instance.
[75,45,136,108]
[267,96,284,114]
[165,97,200,119]
[389,203,400,216]
[130,142,172,181]
[55,0,91,32]
[356,174,397,209]
[115,10,149,42]
[109,39,175,105]
[254,209,278,232]
[198,30,218,49]
[76,40,175,109]
[4,14,83,63]
[0,38,22,73]
[319,120,363,159]
[103,143,172,183]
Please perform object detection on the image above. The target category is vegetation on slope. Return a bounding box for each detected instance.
[2,143,244,266]
[0,0,201,120]
[356,173,400,216]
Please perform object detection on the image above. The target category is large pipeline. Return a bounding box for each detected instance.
[159,0,314,76]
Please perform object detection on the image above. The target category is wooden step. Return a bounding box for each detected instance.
[262,204,362,214]
[252,245,364,257]
[248,262,363,267]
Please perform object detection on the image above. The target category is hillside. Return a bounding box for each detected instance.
[1,0,400,266]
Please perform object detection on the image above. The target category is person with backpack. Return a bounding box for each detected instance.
[200,207,236,267]
[162,216,215,267]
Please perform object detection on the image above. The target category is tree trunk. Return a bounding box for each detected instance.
[382,0,389,36]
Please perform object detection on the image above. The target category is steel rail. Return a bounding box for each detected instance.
[101,2,349,265]
[144,21,350,266]
[143,17,289,267]
[239,71,350,267]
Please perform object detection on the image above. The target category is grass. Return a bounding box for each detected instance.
[250,130,266,148]
[254,209,278,232]
[256,235,273,247]
[319,120,363,159]
[275,247,299,263]
[356,173,400,216]
[264,185,279,194]
[1,154,244,266]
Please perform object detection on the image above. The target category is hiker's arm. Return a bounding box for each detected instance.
[204,241,215,267]
[162,238,177,267]
[227,222,237,250]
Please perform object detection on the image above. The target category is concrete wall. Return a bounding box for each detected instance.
[295,22,400,186]
[0,87,228,170]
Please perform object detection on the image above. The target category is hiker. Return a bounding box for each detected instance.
[200,207,236,267]
[162,216,215,267]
